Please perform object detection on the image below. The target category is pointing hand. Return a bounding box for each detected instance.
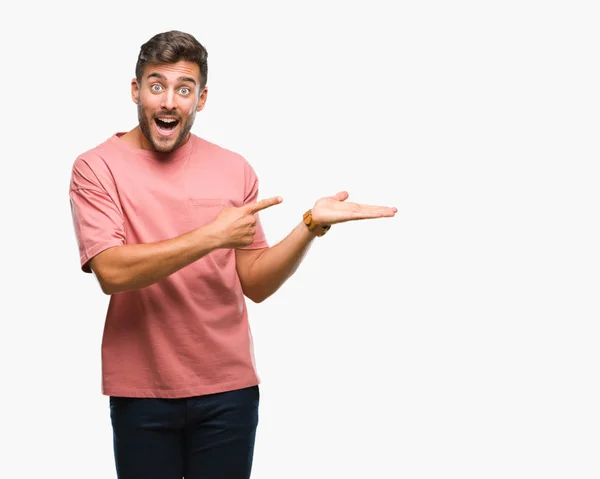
[211,196,283,249]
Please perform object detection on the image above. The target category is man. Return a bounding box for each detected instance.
[69,30,397,479]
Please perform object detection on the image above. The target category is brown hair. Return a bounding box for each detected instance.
[135,30,208,88]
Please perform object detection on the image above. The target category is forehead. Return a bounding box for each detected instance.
[141,60,200,83]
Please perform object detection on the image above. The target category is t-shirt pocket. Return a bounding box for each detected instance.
[188,197,231,229]
[187,198,234,273]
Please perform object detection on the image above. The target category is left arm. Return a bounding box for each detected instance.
[236,190,397,303]
[235,221,317,303]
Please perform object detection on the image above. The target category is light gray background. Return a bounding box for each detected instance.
[1,1,598,478]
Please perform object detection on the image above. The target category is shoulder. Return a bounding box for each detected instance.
[70,135,120,190]
[192,135,252,169]
[72,135,117,170]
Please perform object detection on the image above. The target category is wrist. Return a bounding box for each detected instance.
[196,223,224,251]
[303,209,331,237]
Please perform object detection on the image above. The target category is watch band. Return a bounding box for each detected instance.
[303,209,331,237]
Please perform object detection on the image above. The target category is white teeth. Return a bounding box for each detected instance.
[157,118,177,123]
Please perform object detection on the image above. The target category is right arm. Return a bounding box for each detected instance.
[89,225,220,295]
[89,197,283,295]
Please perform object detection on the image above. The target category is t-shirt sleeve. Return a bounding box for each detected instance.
[69,157,126,273]
[239,161,269,250]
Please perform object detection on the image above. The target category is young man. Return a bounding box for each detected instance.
[69,30,397,479]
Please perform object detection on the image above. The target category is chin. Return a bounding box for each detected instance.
[148,131,185,153]
[152,139,177,152]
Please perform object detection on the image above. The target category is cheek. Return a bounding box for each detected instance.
[139,94,159,112]
[140,103,153,120]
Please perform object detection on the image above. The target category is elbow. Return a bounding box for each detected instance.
[93,267,125,296]
[97,275,120,295]
[247,292,268,304]
[244,287,270,304]
[100,281,118,296]
[246,284,281,304]
[89,251,129,295]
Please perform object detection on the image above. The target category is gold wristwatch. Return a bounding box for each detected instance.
[303,209,331,237]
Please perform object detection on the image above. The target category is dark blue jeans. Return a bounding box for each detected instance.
[109,385,260,479]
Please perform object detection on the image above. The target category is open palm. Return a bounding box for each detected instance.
[311,191,397,226]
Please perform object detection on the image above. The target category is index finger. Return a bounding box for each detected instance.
[244,196,283,214]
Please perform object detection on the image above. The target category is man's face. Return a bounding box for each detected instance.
[132,61,207,153]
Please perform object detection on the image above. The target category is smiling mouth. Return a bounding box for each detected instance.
[154,117,180,137]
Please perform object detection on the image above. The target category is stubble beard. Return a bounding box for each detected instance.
[137,101,196,153]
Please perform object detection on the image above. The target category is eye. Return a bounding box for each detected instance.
[179,87,190,95]
[151,84,162,92]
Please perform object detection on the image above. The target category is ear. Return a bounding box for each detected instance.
[196,87,208,112]
[131,78,139,104]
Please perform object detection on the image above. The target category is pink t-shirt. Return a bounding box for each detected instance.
[69,132,269,398]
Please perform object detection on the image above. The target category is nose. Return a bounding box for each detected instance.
[161,89,177,111]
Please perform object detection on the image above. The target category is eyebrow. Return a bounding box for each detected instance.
[147,72,197,85]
